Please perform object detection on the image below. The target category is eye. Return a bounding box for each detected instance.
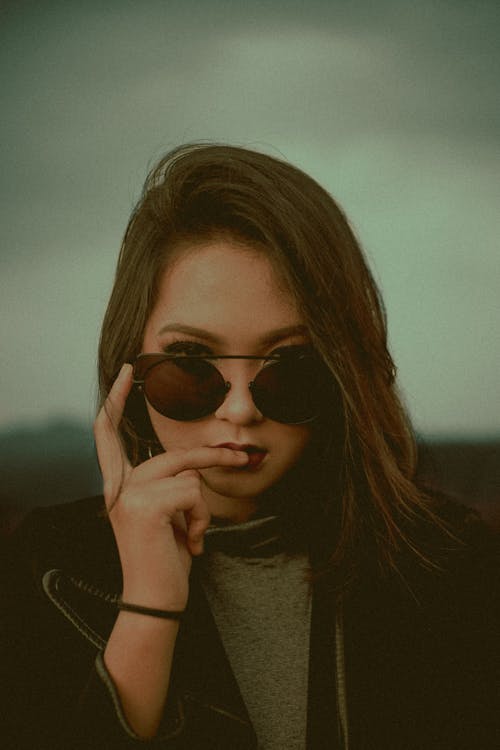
[268,344,313,359]
[163,339,212,356]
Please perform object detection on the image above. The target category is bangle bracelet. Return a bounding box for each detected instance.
[117,598,184,620]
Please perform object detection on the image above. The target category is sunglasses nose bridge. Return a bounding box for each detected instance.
[215,358,262,388]
[213,362,265,424]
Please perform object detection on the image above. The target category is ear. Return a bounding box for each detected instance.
[122,384,164,463]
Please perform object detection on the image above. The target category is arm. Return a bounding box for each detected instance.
[94,364,249,738]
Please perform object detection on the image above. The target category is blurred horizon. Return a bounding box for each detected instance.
[2,418,499,535]
[2,0,499,438]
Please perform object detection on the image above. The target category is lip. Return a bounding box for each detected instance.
[213,442,268,470]
[213,442,267,454]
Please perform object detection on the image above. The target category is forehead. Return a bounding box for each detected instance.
[146,241,304,346]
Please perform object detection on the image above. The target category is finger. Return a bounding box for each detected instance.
[171,508,188,536]
[185,496,211,556]
[187,515,210,556]
[175,469,201,479]
[117,475,202,517]
[101,362,134,430]
[94,363,133,504]
[94,363,133,472]
[132,446,250,482]
[147,486,210,555]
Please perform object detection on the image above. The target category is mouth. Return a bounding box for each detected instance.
[213,442,268,469]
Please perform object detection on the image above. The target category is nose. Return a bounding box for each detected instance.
[213,365,264,425]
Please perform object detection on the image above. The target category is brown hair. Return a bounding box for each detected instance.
[98,142,452,583]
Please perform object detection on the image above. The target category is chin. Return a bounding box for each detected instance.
[201,466,282,499]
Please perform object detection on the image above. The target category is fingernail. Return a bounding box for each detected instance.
[235,451,249,460]
[192,537,204,555]
[117,363,132,381]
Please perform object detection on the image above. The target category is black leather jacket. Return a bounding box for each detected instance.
[1,495,499,749]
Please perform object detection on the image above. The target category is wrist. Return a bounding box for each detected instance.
[117,598,184,620]
[121,581,188,612]
[113,609,181,637]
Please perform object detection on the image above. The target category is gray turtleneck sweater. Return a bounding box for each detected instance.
[200,516,312,750]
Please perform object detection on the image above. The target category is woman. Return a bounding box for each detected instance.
[2,144,499,749]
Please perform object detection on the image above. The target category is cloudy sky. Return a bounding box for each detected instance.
[1,0,499,438]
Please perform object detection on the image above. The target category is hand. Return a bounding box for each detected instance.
[94,363,249,610]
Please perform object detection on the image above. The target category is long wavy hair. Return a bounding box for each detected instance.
[98,143,453,584]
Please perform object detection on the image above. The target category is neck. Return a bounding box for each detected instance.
[201,479,258,524]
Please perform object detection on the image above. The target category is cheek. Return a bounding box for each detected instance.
[275,425,312,463]
[146,404,199,450]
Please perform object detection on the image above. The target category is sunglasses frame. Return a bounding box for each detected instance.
[132,351,323,424]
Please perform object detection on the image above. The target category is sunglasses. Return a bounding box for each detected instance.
[132,351,331,424]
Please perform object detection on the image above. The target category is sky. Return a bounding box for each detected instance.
[1,0,499,438]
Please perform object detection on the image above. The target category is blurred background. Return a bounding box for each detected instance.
[1,0,499,531]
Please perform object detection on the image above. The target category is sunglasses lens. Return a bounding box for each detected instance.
[251,357,324,424]
[143,358,227,420]
[136,353,329,424]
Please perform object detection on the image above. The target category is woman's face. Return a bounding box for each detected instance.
[141,239,313,522]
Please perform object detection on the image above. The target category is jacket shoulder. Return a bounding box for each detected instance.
[3,496,120,592]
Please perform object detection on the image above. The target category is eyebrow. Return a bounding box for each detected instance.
[157,323,309,347]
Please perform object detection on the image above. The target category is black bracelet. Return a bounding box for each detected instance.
[117,598,184,620]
